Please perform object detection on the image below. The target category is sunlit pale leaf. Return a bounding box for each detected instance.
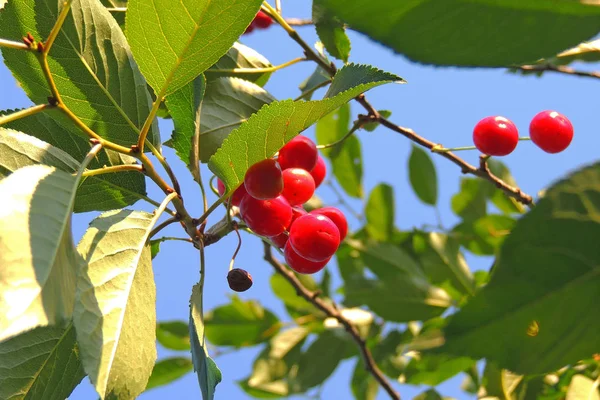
[74,210,158,399]
[0,165,80,342]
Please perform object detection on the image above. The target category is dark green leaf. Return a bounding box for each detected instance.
[270,273,322,319]
[0,0,160,147]
[487,160,525,214]
[126,0,262,95]
[2,109,147,213]
[439,163,600,374]
[295,331,350,390]
[313,0,351,62]
[146,357,193,391]
[481,361,523,400]
[403,353,475,386]
[413,389,443,400]
[298,66,332,100]
[344,239,451,321]
[365,183,395,241]
[0,324,85,400]
[150,240,161,260]
[207,42,273,86]
[157,321,190,351]
[205,296,280,347]
[363,110,391,132]
[372,330,406,379]
[190,284,222,400]
[208,63,403,193]
[408,145,438,206]
[316,104,363,197]
[351,358,379,400]
[320,0,600,67]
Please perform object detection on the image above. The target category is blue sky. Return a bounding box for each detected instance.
[1,2,598,399]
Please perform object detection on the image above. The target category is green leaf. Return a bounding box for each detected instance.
[126,0,263,95]
[402,353,475,386]
[487,160,525,214]
[189,284,222,400]
[270,273,323,321]
[150,240,161,260]
[0,165,81,341]
[363,110,391,132]
[0,324,85,400]
[0,119,147,213]
[351,359,379,400]
[481,361,523,400]
[372,330,406,379]
[238,327,309,398]
[0,0,160,147]
[417,233,475,298]
[146,357,193,391]
[409,145,438,206]
[295,330,350,390]
[205,296,280,347]
[566,375,600,400]
[157,321,190,351]
[74,210,158,399]
[451,178,490,222]
[316,103,363,198]
[165,75,206,175]
[344,239,451,322]
[452,215,516,256]
[439,163,600,374]
[313,0,351,63]
[208,63,403,193]
[207,42,273,86]
[298,65,332,101]
[413,389,443,400]
[320,0,600,67]
[365,183,395,241]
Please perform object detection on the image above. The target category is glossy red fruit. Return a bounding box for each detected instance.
[473,116,519,156]
[310,207,348,240]
[281,168,315,206]
[217,179,248,207]
[310,156,326,188]
[244,23,255,34]
[240,195,292,237]
[284,241,330,274]
[289,214,340,262]
[269,207,307,249]
[244,158,283,200]
[278,136,318,171]
[253,11,273,29]
[529,110,573,154]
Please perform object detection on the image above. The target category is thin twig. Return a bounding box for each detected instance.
[285,18,313,26]
[263,243,401,400]
[0,37,30,51]
[0,104,50,127]
[317,120,363,149]
[149,216,179,240]
[275,0,282,14]
[80,164,143,177]
[512,63,600,80]
[206,57,306,74]
[376,117,533,205]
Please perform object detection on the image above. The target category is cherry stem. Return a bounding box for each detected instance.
[432,137,532,153]
[228,223,242,271]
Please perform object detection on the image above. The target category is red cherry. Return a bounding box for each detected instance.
[278,136,318,171]
[244,24,255,34]
[289,214,340,262]
[310,207,348,240]
[240,195,292,237]
[244,158,283,200]
[281,168,315,206]
[309,156,326,188]
[253,11,273,29]
[269,207,307,249]
[529,110,573,154]
[284,241,330,274]
[217,179,248,207]
[473,116,519,156]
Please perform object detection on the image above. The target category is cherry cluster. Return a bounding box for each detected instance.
[473,110,573,156]
[218,136,348,275]
[244,11,273,35]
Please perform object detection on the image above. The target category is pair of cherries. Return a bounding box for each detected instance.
[473,110,573,156]
[218,135,347,274]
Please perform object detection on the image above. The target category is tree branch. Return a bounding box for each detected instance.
[512,63,600,80]
[262,242,401,400]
